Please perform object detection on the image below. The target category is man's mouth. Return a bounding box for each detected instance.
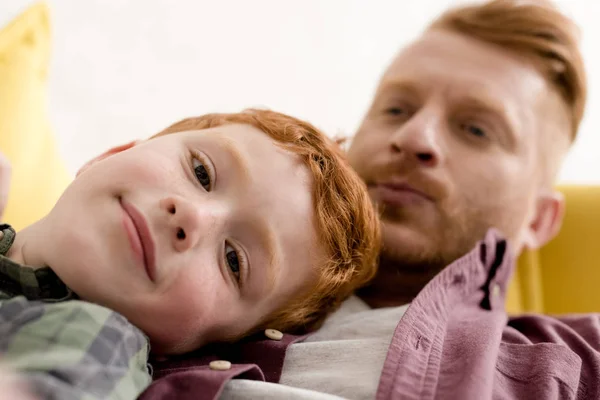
[370,181,433,207]
[119,198,157,282]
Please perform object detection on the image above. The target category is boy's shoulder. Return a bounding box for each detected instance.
[0,296,151,399]
[0,223,151,398]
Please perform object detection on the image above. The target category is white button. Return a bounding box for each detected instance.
[209,360,231,371]
[492,284,501,297]
[265,328,283,341]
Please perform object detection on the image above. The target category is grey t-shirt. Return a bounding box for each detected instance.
[220,296,409,400]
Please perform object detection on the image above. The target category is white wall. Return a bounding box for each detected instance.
[2,1,599,182]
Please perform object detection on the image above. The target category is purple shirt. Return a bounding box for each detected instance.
[142,230,600,399]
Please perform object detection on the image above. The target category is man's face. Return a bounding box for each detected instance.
[348,29,565,270]
[41,124,322,354]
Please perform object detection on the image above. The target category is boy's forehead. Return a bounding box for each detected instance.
[178,124,307,168]
[177,123,263,138]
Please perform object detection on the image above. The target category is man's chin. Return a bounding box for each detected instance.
[380,220,447,270]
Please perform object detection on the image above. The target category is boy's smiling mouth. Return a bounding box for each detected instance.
[119,197,157,282]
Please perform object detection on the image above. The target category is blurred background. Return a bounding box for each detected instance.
[1,0,598,181]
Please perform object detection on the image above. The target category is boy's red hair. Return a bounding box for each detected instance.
[154,109,380,333]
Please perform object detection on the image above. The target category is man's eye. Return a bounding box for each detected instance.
[192,157,211,191]
[225,243,241,281]
[385,107,405,116]
[461,123,487,138]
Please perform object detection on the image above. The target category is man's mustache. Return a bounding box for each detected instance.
[362,162,449,202]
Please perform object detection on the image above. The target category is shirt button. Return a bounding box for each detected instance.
[492,284,501,297]
[452,273,466,286]
[265,328,283,341]
[209,360,232,371]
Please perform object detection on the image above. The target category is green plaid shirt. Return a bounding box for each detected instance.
[0,224,151,400]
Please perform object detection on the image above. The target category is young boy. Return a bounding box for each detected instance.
[0,109,380,399]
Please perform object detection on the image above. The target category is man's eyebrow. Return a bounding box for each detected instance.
[462,93,508,117]
[377,80,422,99]
[458,93,519,149]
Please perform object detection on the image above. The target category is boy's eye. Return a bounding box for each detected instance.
[225,243,241,281]
[192,157,211,191]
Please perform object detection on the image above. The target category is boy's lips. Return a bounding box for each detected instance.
[120,198,157,282]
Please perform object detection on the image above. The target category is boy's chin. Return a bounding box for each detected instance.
[147,332,205,356]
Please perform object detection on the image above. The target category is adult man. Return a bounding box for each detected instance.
[142,0,597,399]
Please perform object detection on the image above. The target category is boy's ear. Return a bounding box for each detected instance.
[77,140,140,177]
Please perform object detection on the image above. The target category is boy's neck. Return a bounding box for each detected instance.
[6,234,26,265]
[5,223,47,268]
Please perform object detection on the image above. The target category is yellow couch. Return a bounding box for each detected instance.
[507,185,600,314]
[0,2,72,230]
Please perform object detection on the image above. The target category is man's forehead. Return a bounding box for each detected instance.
[380,29,547,102]
[376,28,572,180]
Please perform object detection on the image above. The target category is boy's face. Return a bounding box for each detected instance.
[40,124,323,354]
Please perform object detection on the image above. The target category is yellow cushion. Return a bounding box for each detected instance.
[508,185,600,314]
[0,2,72,230]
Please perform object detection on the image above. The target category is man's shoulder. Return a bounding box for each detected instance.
[501,313,600,399]
[507,312,600,350]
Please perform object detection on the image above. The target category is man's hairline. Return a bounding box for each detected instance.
[418,25,575,188]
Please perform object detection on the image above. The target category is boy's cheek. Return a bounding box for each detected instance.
[152,273,237,344]
[0,366,38,400]
[140,294,215,353]
[77,140,140,177]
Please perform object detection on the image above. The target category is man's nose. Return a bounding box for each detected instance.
[159,196,224,253]
[388,106,444,169]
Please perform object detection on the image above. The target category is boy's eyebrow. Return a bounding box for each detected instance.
[252,219,280,294]
[219,136,251,182]
[218,136,280,294]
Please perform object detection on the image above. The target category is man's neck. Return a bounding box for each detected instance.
[356,257,444,308]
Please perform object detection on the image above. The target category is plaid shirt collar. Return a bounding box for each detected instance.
[0,224,76,302]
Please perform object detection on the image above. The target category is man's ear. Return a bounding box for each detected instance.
[521,189,565,250]
[77,140,140,177]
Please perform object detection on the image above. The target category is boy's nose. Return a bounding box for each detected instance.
[159,196,223,253]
